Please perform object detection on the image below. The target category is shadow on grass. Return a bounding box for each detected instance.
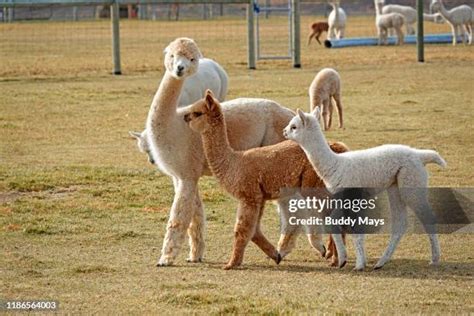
[171,258,473,281]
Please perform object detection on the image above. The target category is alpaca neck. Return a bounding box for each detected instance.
[302,125,340,182]
[146,71,184,133]
[436,1,451,21]
[374,0,381,16]
[201,116,235,181]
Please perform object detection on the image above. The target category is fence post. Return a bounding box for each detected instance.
[291,0,300,68]
[247,1,256,69]
[417,0,424,62]
[111,0,122,75]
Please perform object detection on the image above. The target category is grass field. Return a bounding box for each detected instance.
[1,16,473,314]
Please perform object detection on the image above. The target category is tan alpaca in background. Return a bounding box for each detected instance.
[183,91,349,269]
[308,21,329,45]
[145,37,330,266]
[309,68,344,131]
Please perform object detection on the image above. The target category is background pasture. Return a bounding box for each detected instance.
[1,16,473,314]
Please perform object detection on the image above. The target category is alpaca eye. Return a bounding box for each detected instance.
[191,58,195,62]
[170,54,174,58]
[291,126,297,130]
[194,112,202,117]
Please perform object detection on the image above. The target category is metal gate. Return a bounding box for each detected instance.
[254,0,293,60]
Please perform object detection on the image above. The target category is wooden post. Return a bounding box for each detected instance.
[291,0,300,68]
[111,0,122,75]
[417,0,424,62]
[247,1,256,69]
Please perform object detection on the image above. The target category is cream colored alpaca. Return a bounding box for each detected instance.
[130,57,228,164]
[182,91,349,269]
[374,0,405,45]
[381,0,417,35]
[431,0,472,45]
[309,68,343,131]
[146,38,312,266]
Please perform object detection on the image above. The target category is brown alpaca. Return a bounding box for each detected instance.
[183,91,349,269]
[308,22,329,45]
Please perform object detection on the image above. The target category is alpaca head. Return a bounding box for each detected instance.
[183,90,222,133]
[284,108,321,144]
[129,130,155,165]
[163,37,203,80]
[430,0,441,13]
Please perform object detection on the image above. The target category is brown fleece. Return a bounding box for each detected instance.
[308,21,329,45]
[184,91,349,269]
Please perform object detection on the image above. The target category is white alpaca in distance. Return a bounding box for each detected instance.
[430,0,472,45]
[283,108,446,271]
[327,1,347,40]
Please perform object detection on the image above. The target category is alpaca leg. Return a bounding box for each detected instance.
[306,234,326,257]
[328,26,335,40]
[451,24,458,45]
[338,27,345,39]
[333,93,344,129]
[307,31,316,45]
[330,208,347,268]
[352,234,367,271]
[400,188,440,266]
[224,201,260,269]
[322,99,331,131]
[397,167,441,265]
[251,204,280,263]
[467,23,473,45]
[186,189,205,263]
[397,27,404,45]
[465,24,473,45]
[315,31,322,45]
[276,196,301,259]
[326,233,345,266]
[158,178,198,266]
[374,186,407,269]
[327,100,334,130]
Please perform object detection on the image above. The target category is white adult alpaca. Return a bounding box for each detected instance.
[145,38,299,266]
[130,58,228,164]
[381,1,417,35]
[430,0,472,45]
[374,0,405,45]
[283,108,446,270]
[327,1,347,40]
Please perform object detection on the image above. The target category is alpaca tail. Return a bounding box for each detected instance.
[416,149,447,168]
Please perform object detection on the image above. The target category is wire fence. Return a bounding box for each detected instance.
[1,0,473,77]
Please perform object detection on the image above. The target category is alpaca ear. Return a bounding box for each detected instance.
[297,109,306,127]
[311,107,321,121]
[205,90,216,111]
[129,131,142,139]
[163,46,169,55]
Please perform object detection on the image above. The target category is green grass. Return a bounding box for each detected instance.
[1,16,473,314]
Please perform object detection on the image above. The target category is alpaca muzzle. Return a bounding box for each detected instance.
[184,113,191,123]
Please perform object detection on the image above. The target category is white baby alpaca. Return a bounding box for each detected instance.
[284,108,445,271]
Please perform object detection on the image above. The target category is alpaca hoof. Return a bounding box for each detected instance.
[429,260,440,266]
[373,263,384,270]
[276,253,282,265]
[223,264,236,270]
[321,245,327,258]
[330,261,338,267]
[325,250,334,259]
[353,266,365,272]
[339,260,347,268]
[186,257,202,263]
[156,257,173,267]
